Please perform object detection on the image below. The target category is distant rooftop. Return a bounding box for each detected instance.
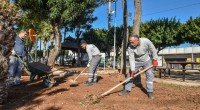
[158,46,200,55]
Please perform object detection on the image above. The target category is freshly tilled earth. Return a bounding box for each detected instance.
[2,68,200,110]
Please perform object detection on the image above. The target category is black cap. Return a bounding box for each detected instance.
[80,40,87,45]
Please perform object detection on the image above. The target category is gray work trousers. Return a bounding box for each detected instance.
[88,55,101,82]
[8,55,23,85]
[125,59,154,92]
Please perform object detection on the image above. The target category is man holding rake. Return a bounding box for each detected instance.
[80,40,101,86]
[119,35,158,99]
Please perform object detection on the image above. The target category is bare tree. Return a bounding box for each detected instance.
[120,0,128,74]
[47,23,62,67]
[132,0,141,35]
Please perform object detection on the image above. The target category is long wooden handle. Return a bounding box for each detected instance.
[101,65,153,97]
[73,67,88,81]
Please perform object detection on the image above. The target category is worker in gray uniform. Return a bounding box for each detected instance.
[80,40,101,86]
[119,35,158,99]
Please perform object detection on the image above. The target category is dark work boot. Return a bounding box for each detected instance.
[118,90,130,96]
[148,92,155,99]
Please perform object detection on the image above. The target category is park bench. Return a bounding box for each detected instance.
[157,67,200,81]
[157,62,200,81]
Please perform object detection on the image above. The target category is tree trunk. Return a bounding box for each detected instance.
[132,0,141,35]
[0,1,18,104]
[120,41,124,74]
[76,36,80,66]
[108,0,112,29]
[76,29,82,66]
[43,38,48,57]
[120,0,128,74]
[116,46,119,64]
[107,0,112,67]
[132,0,142,84]
[47,24,62,67]
[106,45,111,67]
[34,38,37,62]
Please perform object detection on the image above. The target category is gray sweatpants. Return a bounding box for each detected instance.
[88,55,101,82]
[125,59,154,92]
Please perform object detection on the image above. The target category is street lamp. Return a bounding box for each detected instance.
[113,0,117,70]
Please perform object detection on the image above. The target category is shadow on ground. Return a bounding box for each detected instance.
[1,68,80,110]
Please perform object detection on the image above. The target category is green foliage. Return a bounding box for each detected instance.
[14,0,101,34]
[182,16,200,44]
[14,0,101,53]
[37,50,43,58]
[14,0,101,41]
[82,28,107,52]
[140,17,184,52]
[15,0,101,27]
[82,26,123,54]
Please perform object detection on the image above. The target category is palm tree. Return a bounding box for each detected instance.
[0,0,20,104]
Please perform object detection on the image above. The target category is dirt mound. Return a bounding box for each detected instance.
[80,94,101,107]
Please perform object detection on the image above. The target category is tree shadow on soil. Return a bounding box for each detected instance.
[69,76,103,87]
[1,81,49,109]
[47,88,68,96]
[52,70,81,87]
[120,73,148,96]
[137,84,148,96]
[97,76,103,83]
[45,106,62,110]
[1,70,77,110]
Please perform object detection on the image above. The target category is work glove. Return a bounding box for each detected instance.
[130,71,135,77]
[11,49,16,55]
[152,60,158,67]
[87,63,90,67]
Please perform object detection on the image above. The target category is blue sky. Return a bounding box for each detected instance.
[92,0,200,29]
[86,0,200,48]
[52,0,200,49]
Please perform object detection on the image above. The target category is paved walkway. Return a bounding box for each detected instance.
[97,69,200,87]
[153,70,200,87]
[154,77,200,87]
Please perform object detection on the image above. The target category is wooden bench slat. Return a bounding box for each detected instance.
[157,67,187,70]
